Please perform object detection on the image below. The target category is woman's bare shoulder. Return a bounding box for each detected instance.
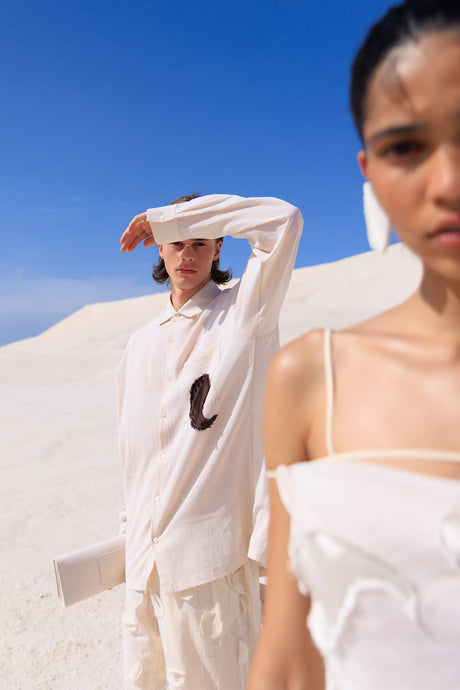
[264,330,328,465]
[268,328,326,392]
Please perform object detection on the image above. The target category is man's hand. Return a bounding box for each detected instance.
[120,212,157,252]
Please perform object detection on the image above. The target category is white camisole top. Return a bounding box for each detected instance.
[268,330,460,690]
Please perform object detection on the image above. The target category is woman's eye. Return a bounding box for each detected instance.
[381,140,424,159]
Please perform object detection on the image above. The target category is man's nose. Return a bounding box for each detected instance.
[182,244,194,260]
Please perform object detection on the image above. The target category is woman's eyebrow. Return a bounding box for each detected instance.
[366,122,427,145]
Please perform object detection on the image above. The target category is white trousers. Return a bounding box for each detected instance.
[123,559,262,689]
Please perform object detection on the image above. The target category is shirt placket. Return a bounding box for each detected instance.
[151,313,178,546]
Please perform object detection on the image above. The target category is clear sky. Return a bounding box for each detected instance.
[0,0,397,346]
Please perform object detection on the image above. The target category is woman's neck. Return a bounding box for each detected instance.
[413,268,460,339]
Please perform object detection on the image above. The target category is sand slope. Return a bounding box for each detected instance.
[0,244,421,689]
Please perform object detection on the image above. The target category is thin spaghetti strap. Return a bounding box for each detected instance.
[324,329,335,456]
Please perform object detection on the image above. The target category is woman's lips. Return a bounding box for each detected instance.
[429,226,460,248]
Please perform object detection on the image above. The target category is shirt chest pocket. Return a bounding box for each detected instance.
[182,344,220,428]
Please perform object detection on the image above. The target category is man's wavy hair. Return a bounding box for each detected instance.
[152,193,233,285]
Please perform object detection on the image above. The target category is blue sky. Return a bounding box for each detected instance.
[0,0,396,346]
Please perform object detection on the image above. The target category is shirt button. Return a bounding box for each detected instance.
[161,450,167,459]
[167,375,172,382]
[153,536,159,543]
[161,411,167,418]
[169,336,174,343]
[155,493,160,502]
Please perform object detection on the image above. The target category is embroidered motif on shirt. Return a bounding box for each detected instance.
[189,374,218,430]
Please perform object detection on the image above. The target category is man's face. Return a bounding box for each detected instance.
[159,238,222,295]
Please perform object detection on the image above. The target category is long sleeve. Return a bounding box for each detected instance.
[147,194,303,337]
[118,194,302,591]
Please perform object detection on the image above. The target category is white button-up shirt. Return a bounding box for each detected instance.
[117,194,303,593]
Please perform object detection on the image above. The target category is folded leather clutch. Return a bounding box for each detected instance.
[53,535,125,607]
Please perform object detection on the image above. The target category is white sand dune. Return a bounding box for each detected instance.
[0,244,421,689]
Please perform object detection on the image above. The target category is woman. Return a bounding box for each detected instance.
[247,1,460,688]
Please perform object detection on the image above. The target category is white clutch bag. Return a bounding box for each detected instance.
[53,535,125,607]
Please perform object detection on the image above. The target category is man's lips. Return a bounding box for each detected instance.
[177,267,197,273]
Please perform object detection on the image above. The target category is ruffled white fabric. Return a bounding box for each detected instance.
[272,460,460,690]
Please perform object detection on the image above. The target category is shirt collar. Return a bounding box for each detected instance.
[158,280,221,325]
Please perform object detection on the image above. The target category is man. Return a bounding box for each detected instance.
[117,193,302,689]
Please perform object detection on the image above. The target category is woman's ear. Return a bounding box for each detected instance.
[357,149,368,178]
[158,244,164,259]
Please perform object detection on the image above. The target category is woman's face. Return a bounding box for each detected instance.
[358,30,460,278]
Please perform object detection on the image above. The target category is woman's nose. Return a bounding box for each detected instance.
[428,144,460,211]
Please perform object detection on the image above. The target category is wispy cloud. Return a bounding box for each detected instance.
[31,194,86,218]
[0,273,163,347]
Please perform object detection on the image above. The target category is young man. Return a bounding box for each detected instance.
[117,193,302,689]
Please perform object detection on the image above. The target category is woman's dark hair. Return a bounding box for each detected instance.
[350,0,460,141]
[152,193,232,285]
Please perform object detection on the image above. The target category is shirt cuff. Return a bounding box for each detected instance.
[146,205,177,224]
[147,205,180,243]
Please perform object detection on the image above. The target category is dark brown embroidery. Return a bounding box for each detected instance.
[189,374,218,430]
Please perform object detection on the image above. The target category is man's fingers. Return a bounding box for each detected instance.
[121,233,152,252]
[120,212,154,252]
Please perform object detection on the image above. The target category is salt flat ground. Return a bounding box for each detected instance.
[0,245,421,689]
